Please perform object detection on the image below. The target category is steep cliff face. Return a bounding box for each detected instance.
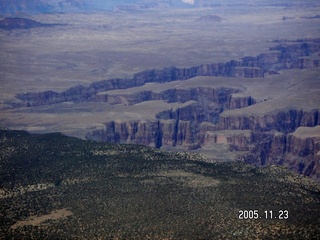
[86,105,320,177]
[101,88,214,106]
[227,95,256,110]
[10,38,320,180]
[202,130,253,151]
[86,119,197,148]
[216,107,320,179]
[86,102,202,148]
[219,109,320,132]
[15,40,320,107]
[241,126,320,180]
[284,127,320,179]
[298,57,320,68]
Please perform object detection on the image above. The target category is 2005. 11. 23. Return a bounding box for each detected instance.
[238,210,289,220]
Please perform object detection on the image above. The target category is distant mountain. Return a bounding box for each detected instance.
[0,0,91,14]
[0,17,62,30]
[196,14,222,22]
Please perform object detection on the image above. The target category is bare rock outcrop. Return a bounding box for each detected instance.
[202,130,253,151]
[86,119,195,148]
[219,109,320,132]
[227,95,256,110]
[86,101,203,147]
[241,126,320,180]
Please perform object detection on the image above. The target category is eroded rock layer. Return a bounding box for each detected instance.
[7,38,320,180]
[16,39,320,107]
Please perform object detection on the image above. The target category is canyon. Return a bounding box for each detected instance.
[1,1,320,182]
[15,39,320,106]
[1,2,320,238]
[4,38,320,181]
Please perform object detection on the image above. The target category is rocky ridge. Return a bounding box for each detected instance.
[9,38,320,180]
[15,39,320,107]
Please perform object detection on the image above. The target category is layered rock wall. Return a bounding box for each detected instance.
[202,130,253,150]
[86,119,197,148]
[241,127,320,180]
[15,41,320,107]
[219,109,320,132]
[12,38,320,180]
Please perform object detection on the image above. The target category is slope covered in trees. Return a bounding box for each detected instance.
[1,129,320,239]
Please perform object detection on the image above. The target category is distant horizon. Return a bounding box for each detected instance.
[1,0,319,15]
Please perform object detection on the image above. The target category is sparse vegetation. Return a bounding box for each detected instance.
[1,129,320,239]
[0,1,320,239]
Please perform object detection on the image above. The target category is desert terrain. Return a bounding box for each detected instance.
[1,0,320,238]
[1,1,320,179]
